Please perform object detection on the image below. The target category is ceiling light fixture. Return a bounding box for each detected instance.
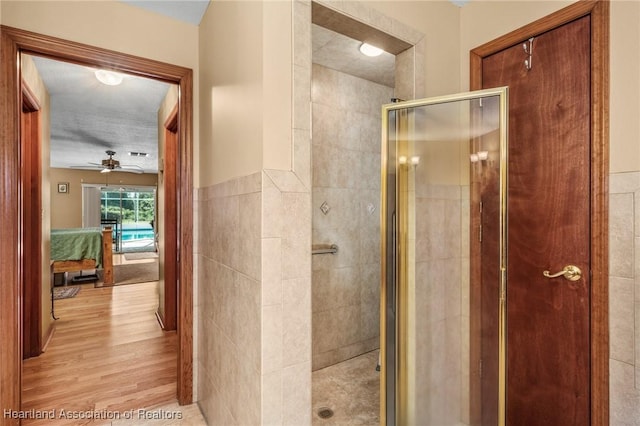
[359,43,384,57]
[95,69,124,86]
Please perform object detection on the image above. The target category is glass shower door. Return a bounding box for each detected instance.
[381,88,508,426]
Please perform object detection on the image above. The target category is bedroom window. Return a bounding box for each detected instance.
[100,186,156,253]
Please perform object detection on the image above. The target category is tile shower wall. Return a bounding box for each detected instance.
[197,173,262,425]
[609,171,640,424]
[413,184,469,425]
[311,64,393,370]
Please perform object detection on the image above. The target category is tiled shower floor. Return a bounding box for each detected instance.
[312,350,380,425]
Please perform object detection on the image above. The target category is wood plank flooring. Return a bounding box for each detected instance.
[21,280,186,425]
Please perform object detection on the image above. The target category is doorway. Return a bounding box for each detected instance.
[0,25,194,416]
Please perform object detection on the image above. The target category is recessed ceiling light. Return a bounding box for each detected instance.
[95,69,124,86]
[359,43,384,57]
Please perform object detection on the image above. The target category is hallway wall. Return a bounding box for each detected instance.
[198,0,293,188]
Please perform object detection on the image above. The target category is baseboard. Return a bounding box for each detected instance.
[41,322,56,352]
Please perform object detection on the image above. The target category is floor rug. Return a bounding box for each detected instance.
[124,251,158,261]
[97,260,159,287]
[53,286,80,300]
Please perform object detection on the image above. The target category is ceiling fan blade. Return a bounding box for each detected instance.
[118,167,144,174]
[70,165,103,170]
[119,164,145,174]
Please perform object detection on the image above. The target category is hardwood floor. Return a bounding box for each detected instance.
[21,280,199,425]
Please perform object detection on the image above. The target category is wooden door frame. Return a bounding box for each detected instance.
[160,106,178,331]
[470,0,609,424]
[0,26,194,421]
[21,81,43,360]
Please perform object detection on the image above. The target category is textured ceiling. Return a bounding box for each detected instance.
[31,56,172,174]
[312,24,396,88]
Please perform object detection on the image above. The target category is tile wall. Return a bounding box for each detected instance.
[197,172,262,425]
[261,169,312,426]
[609,171,640,424]
[311,64,393,370]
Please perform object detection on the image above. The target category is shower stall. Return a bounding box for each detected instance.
[381,88,509,425]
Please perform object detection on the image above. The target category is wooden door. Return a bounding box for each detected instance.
[482,16,592,425]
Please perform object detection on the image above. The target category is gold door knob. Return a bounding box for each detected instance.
[543,265,582,281]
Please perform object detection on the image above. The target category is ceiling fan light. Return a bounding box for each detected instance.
[100,168,111,174]
[95,69,123,86]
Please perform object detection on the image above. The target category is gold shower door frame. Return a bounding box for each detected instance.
[380,87,509,426]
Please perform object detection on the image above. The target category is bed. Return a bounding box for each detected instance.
[50,227,114,285]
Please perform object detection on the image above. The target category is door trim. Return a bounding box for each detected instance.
[0,25,194,419]
[470,0,610,424]
[160,105,179,331]
[21,80,43,360]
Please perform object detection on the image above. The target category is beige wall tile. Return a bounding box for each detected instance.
[281,192,311,280]
[610,359,640,425]
[611,277,635,364]
[610,193,634,278]
[265,169,309,193]
[395,47,415,101]
[283,361,312,426]
[262,304,283,375]
[610,171,640,423]
[262,370,283,425]
[239,192,262,280]
[283,277,312,368]
[611,171,640,194]
[294,64,312,131]
[293,128,311,190]
[263,174,284,239]
[262,238,283,307]
[293,1,311,69]
[197,176,263,425]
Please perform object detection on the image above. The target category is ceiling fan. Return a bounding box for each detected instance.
[71,150,144,174]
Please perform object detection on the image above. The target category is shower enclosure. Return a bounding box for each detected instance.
[381,88,508,425]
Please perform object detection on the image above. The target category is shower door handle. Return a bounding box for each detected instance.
[543,265,582,281]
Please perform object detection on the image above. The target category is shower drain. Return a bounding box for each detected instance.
[317,407,334,419]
